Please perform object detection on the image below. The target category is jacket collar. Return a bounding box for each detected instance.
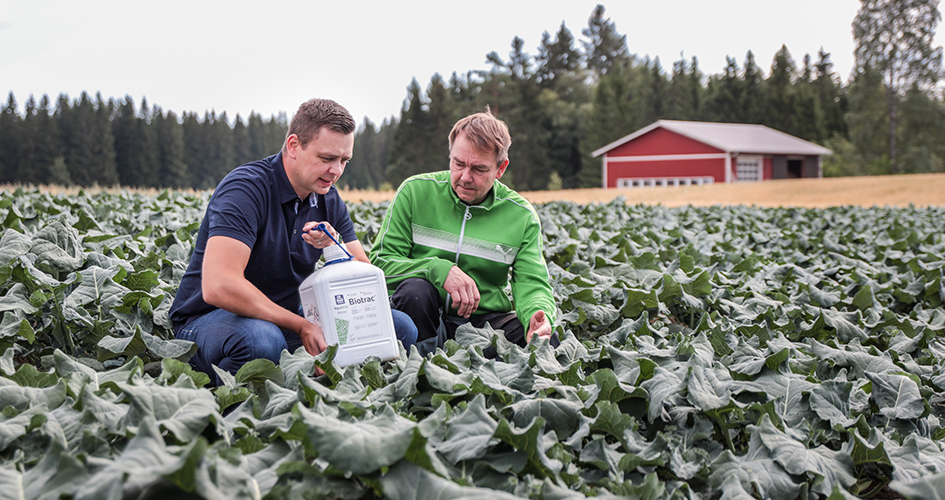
[447,177,497,210]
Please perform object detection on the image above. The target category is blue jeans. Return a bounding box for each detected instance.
[175,308,417,385]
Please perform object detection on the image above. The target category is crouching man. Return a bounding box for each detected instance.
[370,109,557,355]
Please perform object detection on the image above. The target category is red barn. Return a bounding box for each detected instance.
[591,120,832,188]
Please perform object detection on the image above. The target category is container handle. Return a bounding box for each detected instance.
[309,222,354,265]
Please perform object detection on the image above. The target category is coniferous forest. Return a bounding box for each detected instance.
[1,3,943,192]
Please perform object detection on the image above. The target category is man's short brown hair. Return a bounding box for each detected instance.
[448,108,512,165]
[283,99,356,151]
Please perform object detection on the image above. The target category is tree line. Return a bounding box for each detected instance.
[1,2,942,191]
[0,93,287,190]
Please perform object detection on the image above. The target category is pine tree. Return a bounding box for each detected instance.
[536,22,583,91]
[580,62,636,187]
[581,4,631,78]
[854,0,944,173]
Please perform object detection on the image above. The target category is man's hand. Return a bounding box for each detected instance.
[298,320,328,376]
[298,320,328,357]
[301,221,340,250]
[443,266,480,318]
[526,310,552,343]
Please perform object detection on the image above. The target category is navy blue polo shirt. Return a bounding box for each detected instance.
[169,153,356,329]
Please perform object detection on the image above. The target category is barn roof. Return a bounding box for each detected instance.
[591,120,833,157]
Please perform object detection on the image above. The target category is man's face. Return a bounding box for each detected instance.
[284,129,354,198]
[449,132,508,205]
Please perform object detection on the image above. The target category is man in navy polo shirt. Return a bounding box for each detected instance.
[170,98,417,385]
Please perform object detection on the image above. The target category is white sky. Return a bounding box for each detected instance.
[2,0,942,125]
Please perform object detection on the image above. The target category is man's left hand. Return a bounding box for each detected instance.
[526,310,552,343]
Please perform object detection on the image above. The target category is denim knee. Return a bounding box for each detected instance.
[391,309,418,348]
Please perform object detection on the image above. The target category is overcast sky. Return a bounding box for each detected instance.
[2,0,942,126]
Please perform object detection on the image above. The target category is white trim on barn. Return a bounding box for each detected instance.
[604,153,729,162]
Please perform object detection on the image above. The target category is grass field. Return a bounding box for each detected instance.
[6,173,944,209]
[339,172,945,208]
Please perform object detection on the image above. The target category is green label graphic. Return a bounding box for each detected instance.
[335,318,350,345]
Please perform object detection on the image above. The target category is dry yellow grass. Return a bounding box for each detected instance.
[340,173,945,208]
[5,173,942,208]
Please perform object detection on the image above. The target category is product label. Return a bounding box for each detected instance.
[328,287,386,345]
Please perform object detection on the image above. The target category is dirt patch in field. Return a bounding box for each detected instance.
[340,173,945,208]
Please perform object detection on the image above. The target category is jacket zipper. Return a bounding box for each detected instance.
[456,206,472,263]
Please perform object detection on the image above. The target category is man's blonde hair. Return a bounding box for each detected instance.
[448,107,512,165]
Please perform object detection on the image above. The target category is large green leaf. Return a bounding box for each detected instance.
[298,403,418,475]
[436,394,498,463]
[865,371,926,420]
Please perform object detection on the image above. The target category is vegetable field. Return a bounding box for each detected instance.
[1,187,944,499]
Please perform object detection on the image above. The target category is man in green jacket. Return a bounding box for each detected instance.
[370,110,557,354]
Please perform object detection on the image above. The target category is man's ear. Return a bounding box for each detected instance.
[496,159,510,179]
[284,134,301,158]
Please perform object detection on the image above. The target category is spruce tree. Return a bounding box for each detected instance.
[94,93,119,186]
[32,95,69,185]
[182,111,211,188]
[247,112,269,160]
[154,108,190,189]
[667,55,705,120]
[846,64,892,174]
[705,57,744,123]
[0,93,22,184]
[387,78,433,186]
[15,96,40,185]
[898,86,945,173]
[813,48,848,140]
[232,114,251,165]
[113,96,141,186]
[580,62,635,187]
[742,51,765,124]
[764,45,799,134]
[207,111,236,185]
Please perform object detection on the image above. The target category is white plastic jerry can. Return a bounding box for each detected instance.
[298,240,399,367]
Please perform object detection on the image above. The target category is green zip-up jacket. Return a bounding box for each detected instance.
[370,171,556,331]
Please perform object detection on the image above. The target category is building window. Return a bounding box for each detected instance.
[736,156,762,182]
[616,177,715,189]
